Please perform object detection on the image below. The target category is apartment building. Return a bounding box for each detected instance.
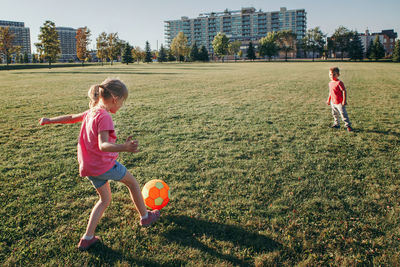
[360,29,398,56]
[164,7,307,53]
[0,20,31,59]
[56,27,77,62]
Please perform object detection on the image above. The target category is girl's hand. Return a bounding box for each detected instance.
[39,118,50,125]
[326,101,330,105]
[124,136,140,153]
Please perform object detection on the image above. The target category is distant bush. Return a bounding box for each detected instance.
[0,63,100,71]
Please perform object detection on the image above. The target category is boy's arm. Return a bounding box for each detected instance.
[342,90,347,105]
[98,131,140,153]
[339,82,347,105]
[326,95,331,105]
[326,83,331,105]
[39,112,86,125]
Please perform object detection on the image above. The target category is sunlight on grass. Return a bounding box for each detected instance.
[1,62,399,265]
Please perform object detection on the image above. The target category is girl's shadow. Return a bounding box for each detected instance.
[88,242,184,266]
[161,215,281,266]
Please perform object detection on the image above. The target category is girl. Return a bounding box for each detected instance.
[39,78,160,251]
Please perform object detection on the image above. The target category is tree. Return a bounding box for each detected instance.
[167,48,176,62]
[96,32,108,65]
[144,41,152,63]
[189,42,199,62]
[14,47,22,63]
[369,35,385,61]
[0,26,17,66]
[246,42,256,60]
[238,50,243,59]
[132,46,144,63]
[366,40,373,60]
[106,32,119,65]
[158,44,167,63]
[302,27,325,61]
[115,40,124,62]
[122,42,134,64]
[277,30,297,61]
[23,52,29,63]
[32,53,38,63]
[199,45,209,62]
[76,27,91,66]
[212,33,229,62]
[348,31,364,61]
[326,37,335,59]
[228,40,241,62]
[35,42,44,63]
[393,40,400,62]
[36,20,60,67]
[170,32,189,62]
[259,32,279,61]
[331,26,351,60]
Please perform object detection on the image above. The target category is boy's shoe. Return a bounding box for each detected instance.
[347,126,353,132]
[140,210,160,227]
[330,124,340,129]
[78,236,99,251]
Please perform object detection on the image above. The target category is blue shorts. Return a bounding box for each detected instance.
[87,161,127,189]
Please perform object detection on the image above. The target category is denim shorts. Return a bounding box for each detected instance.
[87,161,127,189]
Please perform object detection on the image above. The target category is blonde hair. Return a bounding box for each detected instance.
[88,78,128,109]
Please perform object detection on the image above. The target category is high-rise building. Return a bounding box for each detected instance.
[0,20,31,58]
[164,7,307,53]
[56,27,77,62]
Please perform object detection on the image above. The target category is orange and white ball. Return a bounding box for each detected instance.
[142,179,170,210]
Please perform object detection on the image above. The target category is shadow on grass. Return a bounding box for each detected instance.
[162,215,281,266]
[356,128,400,138]
[88,242,184,266]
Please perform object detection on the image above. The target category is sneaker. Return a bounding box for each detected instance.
[330,124,340,129]
[78,236,100,251]
[347,126,353,132]
[140,210,160,227]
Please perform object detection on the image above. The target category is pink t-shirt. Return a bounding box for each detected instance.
[77,108,118,177]
[329,80,346,104]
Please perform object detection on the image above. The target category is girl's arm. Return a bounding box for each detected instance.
[39,112,85,125]
[98,131,140,153]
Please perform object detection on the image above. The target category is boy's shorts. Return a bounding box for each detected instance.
[87,161,127,189]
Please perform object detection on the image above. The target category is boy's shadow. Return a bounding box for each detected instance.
[161,215,281,266]
[356,128,400,138]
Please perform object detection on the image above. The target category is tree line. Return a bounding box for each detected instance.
[170,26,398,62]
[1,21,400,66]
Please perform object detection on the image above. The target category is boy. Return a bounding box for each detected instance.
[326,67,353,132]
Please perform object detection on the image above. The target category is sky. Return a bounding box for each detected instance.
[1,0,399,53]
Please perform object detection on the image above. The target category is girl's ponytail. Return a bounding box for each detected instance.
[88,84,101,108]
[87,78,128,110]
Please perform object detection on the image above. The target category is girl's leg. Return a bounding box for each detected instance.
[84,181,112,237]
[119,171,147,217]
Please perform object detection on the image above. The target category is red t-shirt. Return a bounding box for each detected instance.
[77,109,118,177]
[329,80,346,104]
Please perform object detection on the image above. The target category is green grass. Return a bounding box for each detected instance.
[1,62,399,266]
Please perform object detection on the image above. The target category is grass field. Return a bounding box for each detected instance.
[1,62,399,266]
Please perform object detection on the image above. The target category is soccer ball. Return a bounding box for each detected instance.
[142,179,170,210]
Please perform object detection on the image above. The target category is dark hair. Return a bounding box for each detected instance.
[330,67,340,75]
